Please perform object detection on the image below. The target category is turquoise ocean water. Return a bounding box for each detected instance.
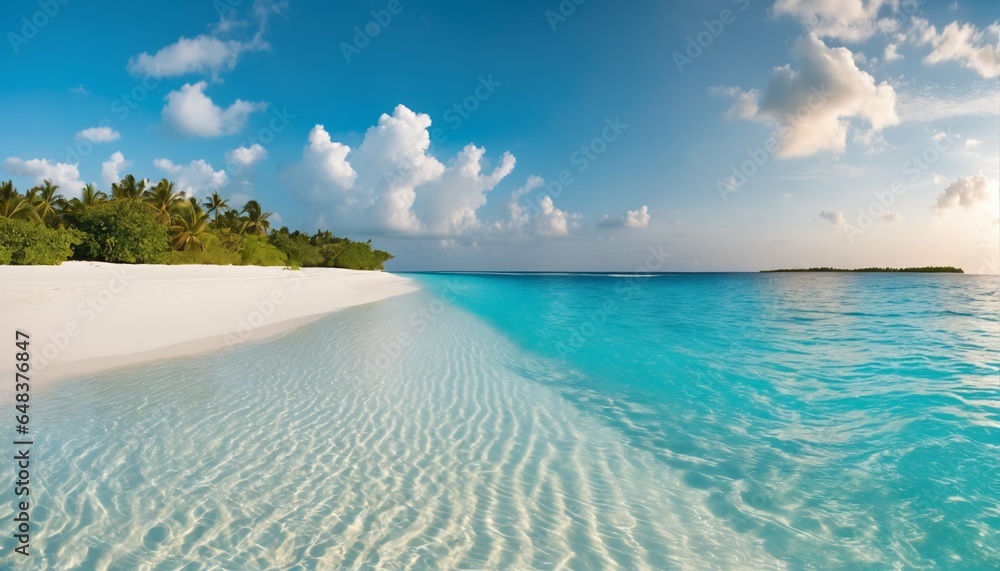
[2,272,998,569]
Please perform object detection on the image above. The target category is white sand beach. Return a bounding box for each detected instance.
[0,262,416,388]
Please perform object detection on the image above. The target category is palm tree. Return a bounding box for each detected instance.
[64,183,108,225]
[0,180,40,222]
[27,180,67,227]
[170,201,214,251]
[203,191,229,227]
[111,174,146,200]
[143,179,183,225]
[79,183,108,207]
[240,200,273,235]
[216,209,243,233]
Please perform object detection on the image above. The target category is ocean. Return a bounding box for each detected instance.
[4,272,999,569]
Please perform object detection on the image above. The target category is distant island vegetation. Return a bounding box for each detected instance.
[0,176,393,270]
[761,267,964,273]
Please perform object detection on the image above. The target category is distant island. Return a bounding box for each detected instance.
[761,267,964,273]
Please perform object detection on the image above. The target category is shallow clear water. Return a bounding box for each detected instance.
[2,273,998,569]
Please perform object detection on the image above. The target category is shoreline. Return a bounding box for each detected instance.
[0,262,417,393]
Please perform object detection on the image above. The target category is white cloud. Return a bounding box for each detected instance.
[162,82,265,137]
[506,177,582,237]
[598,205,651,228]
[291,106,518,236]
[76,126,121,143]
[965,138,983,149]
[226,144,268,167]
[350,106,447,232]
[129,36,256,79]
[288,106,598,240]
[69,84,88,95]
[719,35,898,157]
[101,151,133,187]
[3,157,83,193]
[285,105,604,240]
[154,158,228,198]
[530,196,581,236]
[127,0,284,79]
[883,211,902,222]
[772,0,897,41]
[412,144,516,234]
[913,18,1000,78]
[819,208,846,225]
[884,43,902,61]
[897,85,999,122]
[933,174,991,210]
[301,124,358,195]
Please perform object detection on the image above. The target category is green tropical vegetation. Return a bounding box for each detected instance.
[0,175,394,269]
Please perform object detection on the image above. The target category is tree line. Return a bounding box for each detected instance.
[0,176,393,270]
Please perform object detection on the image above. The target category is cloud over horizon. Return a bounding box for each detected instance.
[934,174,992,211]
[717,34,899,157]
[101,151,132,187]
[3,157,84,194]
[598,205,651,228]
[162,82,266,137]
[154,157,228,197]
[289,105,539,238]
[819,208,847,226]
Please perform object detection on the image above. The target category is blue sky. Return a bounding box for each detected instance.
[1,0,998,271]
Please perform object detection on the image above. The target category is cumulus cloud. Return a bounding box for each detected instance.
[154,158,228,197]
[226,144,268,168]
[933,174,991,211]
[128,36,254,79]
[505,177,581,237]
[913,18,1000,78]
[819,208,846,225]
[290,105,523,236]
[598,205,651,228]
[772,0,897,41]
[101,151,133,187]
[718,34,898,157]
[299,124,358,197]
[883,211,902,222]
[412,144,516,235]
[162,82,265,137]
[965,138,983,150]
[530,196,580,235]
[127,0,284,79]
[287,107,592,240]
[884,43,902,61]
[3,157,83,193]
[76,127,120,143]
[349,106,447,232]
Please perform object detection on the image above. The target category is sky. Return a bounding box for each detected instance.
[1,0,998,272]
